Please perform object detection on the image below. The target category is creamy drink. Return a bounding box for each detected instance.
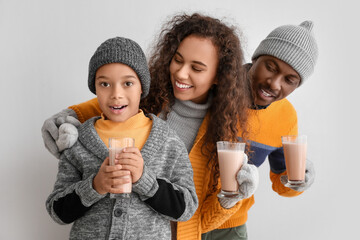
[109,138,135,194]
[282,135,307,185]
[216,141,245,198]
[218,150,244,192]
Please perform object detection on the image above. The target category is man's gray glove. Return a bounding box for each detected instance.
[41,109,80,158]
[280,160,315,192]
[219,154,259,209]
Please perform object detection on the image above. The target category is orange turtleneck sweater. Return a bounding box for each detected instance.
[94,110,152,150]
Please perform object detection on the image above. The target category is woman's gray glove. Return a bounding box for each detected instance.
[280,160,315,192]
[41,109,80,158]
[219,154,259,209]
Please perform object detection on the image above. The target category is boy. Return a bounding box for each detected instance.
[46,37,198,239]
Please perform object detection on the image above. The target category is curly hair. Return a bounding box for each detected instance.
[140,13,251,193]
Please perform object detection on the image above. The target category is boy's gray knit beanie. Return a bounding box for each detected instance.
[252,21,318,85]
[88,37,150,98]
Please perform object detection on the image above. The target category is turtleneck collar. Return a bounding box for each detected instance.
[171,93,212,119]
[96,110,149,130]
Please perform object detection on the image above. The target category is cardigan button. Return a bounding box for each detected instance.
[114,208,122,217]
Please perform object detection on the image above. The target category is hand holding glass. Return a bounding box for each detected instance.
[281,135,307,187]
[109,137,134,196]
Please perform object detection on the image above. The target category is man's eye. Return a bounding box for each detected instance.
[285,78,298,86]
[265,63,276,72]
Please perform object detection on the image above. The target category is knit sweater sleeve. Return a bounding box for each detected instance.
[200,187,243,233]
[46,150,105,224]
[68,98,101,123]
[132,128,198,222]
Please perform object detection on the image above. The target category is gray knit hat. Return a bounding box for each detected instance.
[88,37,150,98]
[252,21,318,84]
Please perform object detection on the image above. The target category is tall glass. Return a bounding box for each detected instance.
[281,135,307,187]
[216,141,245,199]
[109,137,135,197]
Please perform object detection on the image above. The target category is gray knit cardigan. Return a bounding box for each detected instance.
[46,114,198,239]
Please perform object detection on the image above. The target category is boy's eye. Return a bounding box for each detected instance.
[100,82,110,87]
[125,82,133,87]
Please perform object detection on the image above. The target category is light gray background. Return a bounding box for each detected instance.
[0,0,358,239]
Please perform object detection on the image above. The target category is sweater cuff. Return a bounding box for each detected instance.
[132,165,158,199]
[76,173,106,206]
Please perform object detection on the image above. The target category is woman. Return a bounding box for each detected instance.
[42,13,258,239]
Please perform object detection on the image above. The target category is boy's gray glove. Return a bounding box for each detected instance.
[219,154,259,209]
[280,160,315,192]
[41,109,80,158]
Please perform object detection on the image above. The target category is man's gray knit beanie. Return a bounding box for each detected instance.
[88,37,150,98]
[252,21,318,85]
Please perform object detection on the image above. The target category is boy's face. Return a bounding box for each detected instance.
[95,63,142,122]
[250,55,301,106]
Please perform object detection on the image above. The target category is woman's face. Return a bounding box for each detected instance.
[250,55,301,106]
[169,35,218,104]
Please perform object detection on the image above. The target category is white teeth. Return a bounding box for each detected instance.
[175,81,192,89]
[261,89,272,97]
[112,106,125,110]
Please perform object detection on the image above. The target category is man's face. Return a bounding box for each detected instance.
[250,55,301,106]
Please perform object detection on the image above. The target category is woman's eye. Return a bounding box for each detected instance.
[192,66,202,72]
[174,58,181,63]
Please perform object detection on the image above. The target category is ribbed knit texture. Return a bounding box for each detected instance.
[46,114,198,239]
[88,37,150,98]
[162,97,211,152]
[252,21,318,83]
[94,110,152,149]
[69,98,249,239]
[216,98,303,230]
[67,97,302,238]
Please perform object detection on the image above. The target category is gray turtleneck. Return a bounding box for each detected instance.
[160,96,212,152]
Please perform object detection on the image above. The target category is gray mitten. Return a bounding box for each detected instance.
[280,160,315,192]
[56,123,79,152]
[219,154,259,209]
[41,109,80,158]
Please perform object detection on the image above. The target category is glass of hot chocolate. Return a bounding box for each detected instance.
[281,135,307,187]
[216,141,246,199]
[109,137,135,198]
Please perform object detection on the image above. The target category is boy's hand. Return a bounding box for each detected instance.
[116,147,144,183]
[93,157,131,195]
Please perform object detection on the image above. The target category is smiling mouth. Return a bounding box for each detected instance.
[260,89,275,98]
[175,80,192,89]
[110,105,127,110]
